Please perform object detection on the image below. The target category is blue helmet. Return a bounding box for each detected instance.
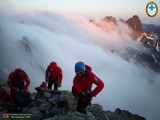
[75,61,86,73]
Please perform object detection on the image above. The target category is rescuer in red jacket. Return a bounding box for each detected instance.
[45,62,63,90]
[72,61,104,114]
[7,68,30,109]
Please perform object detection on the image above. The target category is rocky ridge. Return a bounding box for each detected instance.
[0,81,146,120]
[90,15,160,73]
[90,15,144,40]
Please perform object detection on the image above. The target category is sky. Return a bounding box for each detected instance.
[0,0,160,25]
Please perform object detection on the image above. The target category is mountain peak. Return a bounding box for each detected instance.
[126,15,143,32]
[119,19,126,23]
[103,16,117,25]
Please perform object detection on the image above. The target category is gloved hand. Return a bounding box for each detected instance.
[84,90,92,98]
[80,90,92,99]
[80,91,86,97]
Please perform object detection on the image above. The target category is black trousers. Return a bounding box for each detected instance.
[11,91,19,108]
[11,90,31,109]
[48,79,58,90]
[76,96,92,114]
[11,84,24,108]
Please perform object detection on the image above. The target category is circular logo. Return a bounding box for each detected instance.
[146,2,158,17]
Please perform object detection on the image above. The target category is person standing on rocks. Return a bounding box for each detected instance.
[45,62,63,90]
[72,61,104,114]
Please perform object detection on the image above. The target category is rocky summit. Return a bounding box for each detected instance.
[126,15,144,40]
[126,15,143,32]
[0,82,146,120]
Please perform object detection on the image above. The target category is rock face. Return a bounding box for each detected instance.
[0,86,146,120]
[90,15,160,73]
[137,36,160,72]
[119,19,127,24]
[126,15,143,40]
[103,16,118,25]
[90,15,144,40]
[126,15,143,32]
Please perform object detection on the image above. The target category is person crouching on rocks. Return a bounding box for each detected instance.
[7,68,31,111]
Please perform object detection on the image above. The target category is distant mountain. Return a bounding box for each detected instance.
[126,15,143,32]
[103,16,118,25]
[142,23,160,31]
[90,15,160,72]
[142,23,160,40]
[90,15,160,40]
[126,15,143,40]
[90,15,144,40]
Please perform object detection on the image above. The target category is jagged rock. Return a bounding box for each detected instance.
[0,86,146,120]
[57,91,77,111]
[119,19,127,24]
[88,104,109,120]
[27,107,44,120]
[30,92,37,100]
[106,108,146,120]
[126,15,143,32]
[44,111,96,120]
[20,36,32,56]
[44,92,52,98]
[103,16,118,25]
[126,15,143,39]
[23,88,77,119]
[48,97,58,105]
[49,106,66,116]
[90,15,144,40]
[39,103,52,111]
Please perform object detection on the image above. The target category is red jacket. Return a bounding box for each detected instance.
[46,64,63,85]
[7,71,30,91]
[39,83,47,88]
[73,65,104,97]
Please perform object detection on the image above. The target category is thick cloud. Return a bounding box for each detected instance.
[0,11,160,120]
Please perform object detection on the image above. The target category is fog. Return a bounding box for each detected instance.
[0,11,160,120]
